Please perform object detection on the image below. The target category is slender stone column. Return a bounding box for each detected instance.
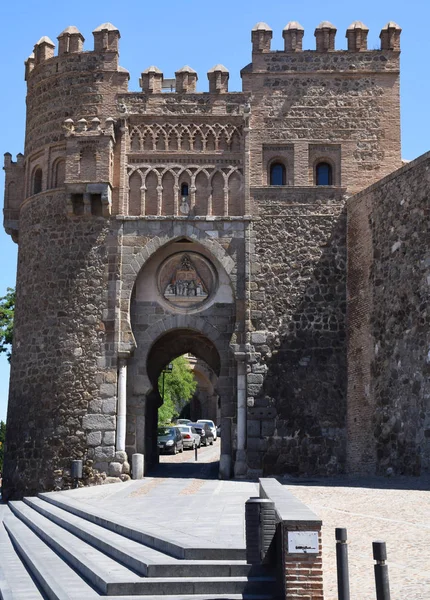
[116,357,127,452]
[234,352,247,477]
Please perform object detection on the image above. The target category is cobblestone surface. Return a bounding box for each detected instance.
[283,476,430,600]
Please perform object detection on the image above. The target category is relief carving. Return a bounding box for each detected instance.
[159,252,215,309]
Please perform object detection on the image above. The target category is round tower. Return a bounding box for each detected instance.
[3,24,129,499]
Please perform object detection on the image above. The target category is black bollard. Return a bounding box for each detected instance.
[335,528,350,600]
[373,541,391,600]
[195,443,198,461]
[71,460,83,489]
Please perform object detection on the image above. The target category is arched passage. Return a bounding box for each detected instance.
[147,329,221,387]
[124,236,238,478]
[143,329,223,470]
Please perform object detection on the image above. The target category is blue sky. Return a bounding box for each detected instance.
[0,0,429,421]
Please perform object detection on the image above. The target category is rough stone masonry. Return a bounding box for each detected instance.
[2,18,429,499]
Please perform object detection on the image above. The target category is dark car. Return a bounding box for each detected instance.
[157,426,184,455]
[188,422,214,447]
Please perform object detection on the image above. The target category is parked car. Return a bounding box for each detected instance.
[197,419,217,441]
[176,425,201,450]
[176,418,192,425]
[188,422,214,447]
[157,426,184,455]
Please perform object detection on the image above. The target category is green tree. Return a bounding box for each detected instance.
[0,287,15,362]
[158,355,197,425]
[0,420,5,472]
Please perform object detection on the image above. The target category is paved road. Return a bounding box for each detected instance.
[153,438,221,479]
[283,476,430,600]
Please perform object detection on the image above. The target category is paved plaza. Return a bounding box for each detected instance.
[1,443,429,599]
[60,446,430,599]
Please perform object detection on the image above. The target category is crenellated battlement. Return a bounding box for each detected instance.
[24,19,401,96]
[27,22,120,69]
[251,20,401,54]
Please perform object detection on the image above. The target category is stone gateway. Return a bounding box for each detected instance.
[2,19,429,500]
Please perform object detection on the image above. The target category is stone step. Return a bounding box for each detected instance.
[9,500,139,595]
[9,501,277,597]
[3,513,100,600]
[106,576,277,597]
[0,508,44,600]
[39,491,246,560]
[107,595,276,599]
[25,496,264,578]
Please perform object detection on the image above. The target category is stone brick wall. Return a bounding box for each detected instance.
[25,45,128,158]
[247,187,347,476]
[347,152,430,475]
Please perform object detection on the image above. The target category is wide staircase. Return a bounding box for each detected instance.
[0,491,279,600]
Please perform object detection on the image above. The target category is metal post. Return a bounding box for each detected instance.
[335,528,350,600]
[71,460,83,489]
[161,363,173,402]
[195,443,198,461]
[373,541,391,600]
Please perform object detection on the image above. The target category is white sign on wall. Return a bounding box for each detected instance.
[287,531,319,554]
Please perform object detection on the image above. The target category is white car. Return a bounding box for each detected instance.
[177,425,201,449]
[197,419,217,441]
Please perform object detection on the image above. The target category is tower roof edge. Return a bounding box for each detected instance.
[93,22,120,33]
[35,36,55,47]
[58,25,82,36]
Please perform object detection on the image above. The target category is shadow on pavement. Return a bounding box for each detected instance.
[277,474,430,492]
[148,458,220,479]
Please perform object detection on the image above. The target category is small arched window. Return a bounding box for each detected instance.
[181,183,189,197]
[316,162,333,186]
[52,159,65,188]
[269,162,286,186]
[33,168,43,195]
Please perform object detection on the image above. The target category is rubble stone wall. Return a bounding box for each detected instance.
[3,191,118,499]
[247,187,347,476]
[347,152,430,474]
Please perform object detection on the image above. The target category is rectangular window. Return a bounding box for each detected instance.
[72,194,84,215]
[91,194,103,216]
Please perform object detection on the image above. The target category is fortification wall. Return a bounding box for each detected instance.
[247,187,347,476]
[347,153,430,475]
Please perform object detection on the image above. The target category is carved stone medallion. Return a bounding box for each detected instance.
[158,252,215,309]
